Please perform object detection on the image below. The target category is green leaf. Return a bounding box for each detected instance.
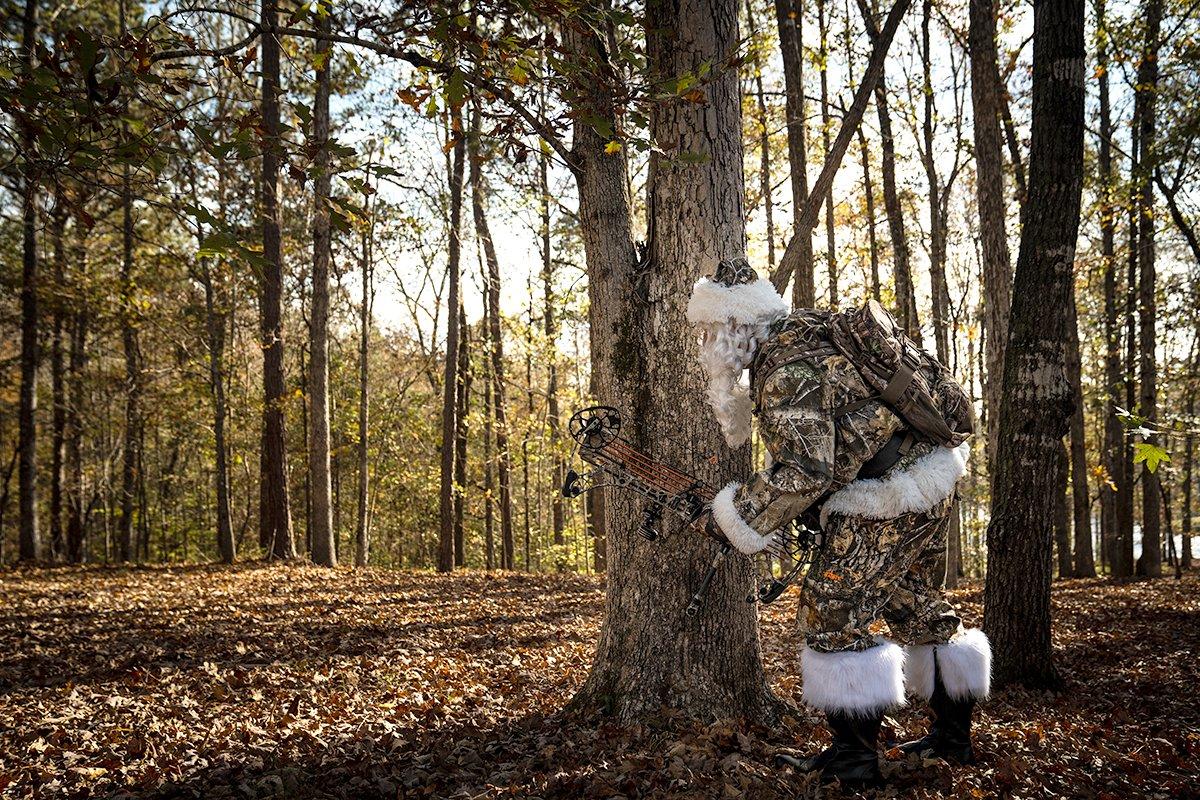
[1132,442,1169,474]
[197,232,238,259]
[445,69,467,109]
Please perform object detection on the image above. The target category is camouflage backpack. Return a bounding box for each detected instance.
[825,300,973,448]
[752,300,972,449]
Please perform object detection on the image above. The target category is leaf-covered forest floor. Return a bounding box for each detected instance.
[1,565,1196,800]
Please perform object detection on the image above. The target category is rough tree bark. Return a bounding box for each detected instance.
[983,0,1084,688]
[309,3,337,568]
[774,0,814,305]
[969,0,1013,476]
[258,0,296,559]
[567,3,774,720]
[438,103,466,573]
[1134,0,1163,577]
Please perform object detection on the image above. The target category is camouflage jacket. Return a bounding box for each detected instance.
[725,308,971,540]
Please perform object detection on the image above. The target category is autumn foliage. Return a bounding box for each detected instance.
[1,566,1196,799]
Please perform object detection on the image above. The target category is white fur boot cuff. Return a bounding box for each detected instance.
[801,640,906,717]
[903,628,992,701]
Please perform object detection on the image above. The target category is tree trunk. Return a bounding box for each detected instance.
[470,105,515,570]
[1118,118,1139,578]
[969,0,1013,478]
[355,165,374,568]
[570,0,774,722]
[119,168,139,563]
[66,229,88,563]
[921,0,950,363]
[1134,0,1163,577]
[453,303,470,568]
[540,144,565,562]
[1055,440,1073,578]
[859,0,918,340]
[1096,0,1123,577]
[309,6,336,568]
[747,0,776,269]
[258,0,296,559]
[1067,294,1095,576]
[17,0,41,563]
[774,0,814,305]
[983,0,1084,689]
[818,0,837,306]
[482,264,496,570]
[1183,354,1194,569]
[438,103,466,573]
[49,209,67,562]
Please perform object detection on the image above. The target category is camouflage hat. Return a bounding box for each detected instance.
[687,256,789,326]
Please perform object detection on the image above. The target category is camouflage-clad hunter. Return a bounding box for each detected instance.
[687,258,991,788]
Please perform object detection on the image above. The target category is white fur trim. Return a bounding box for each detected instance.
[710,482,775,555]
[687,277,788,326]
[821,442,970,523]
[801,639,906,716]
[904,628,992,701]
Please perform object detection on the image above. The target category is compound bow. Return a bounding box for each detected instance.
[562,406,821,615]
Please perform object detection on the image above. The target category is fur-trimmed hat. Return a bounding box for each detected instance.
[686,256,789,326]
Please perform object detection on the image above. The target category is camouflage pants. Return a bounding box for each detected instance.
[799,496,962,653]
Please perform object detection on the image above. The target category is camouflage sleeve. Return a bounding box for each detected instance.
[710,360,835,554]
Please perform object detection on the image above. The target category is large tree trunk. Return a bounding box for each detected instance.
[470,107,515,570]
[1096,0,1124,577]
[258,0,296,559]
[983,0,1084,688]
[569,0,774,722]
[308,6,336,568]
[774,0,814,305]
[1067,294,1095,576]
[438,104,467,573]
[969,0,1013,478]
[1134,0,1163,577]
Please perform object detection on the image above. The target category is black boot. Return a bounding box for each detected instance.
[900,657,977,764]
[775,711,884,787]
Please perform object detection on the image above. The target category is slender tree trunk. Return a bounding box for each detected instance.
[774,0,814,305]
[921,0,950,363]
[1183,349,1194,568]
[49,210,67,562]
[355,166,374,568]
[970,0,1013,478]
[1096,0,1123,577]
[453,303,470,568]
[16,0,41,563]
[540,144,565,562]
[438,104,466,573]
[1067,295,1095,576]
[843,12,881,302]
[859,0,918,340]
[571,0,774,721]
[747,0,776,269]
[481,261,496,571]
[1054,440,1072,578]
[119,174,139,563]
[1134,0,1163,577]
[1119,117,1139,577]
[470,105,515,570]
[818,0,837,306]
[66,229,88,563]
[308,6,336,568]
[983,0,1084,689]
[258,0,296,559]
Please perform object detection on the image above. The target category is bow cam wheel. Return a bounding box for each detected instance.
[568,406,621,449]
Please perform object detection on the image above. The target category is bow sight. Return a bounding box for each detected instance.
[562,406,820,616]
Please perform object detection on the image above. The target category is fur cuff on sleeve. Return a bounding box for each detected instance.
[821,442,970,522]
[711,482,775,555]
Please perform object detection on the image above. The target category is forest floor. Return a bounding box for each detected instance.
[0,565,1197,800]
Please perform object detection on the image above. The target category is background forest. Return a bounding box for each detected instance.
[4,0,1197,581]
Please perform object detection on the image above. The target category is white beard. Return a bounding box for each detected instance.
[697,319,773,448]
